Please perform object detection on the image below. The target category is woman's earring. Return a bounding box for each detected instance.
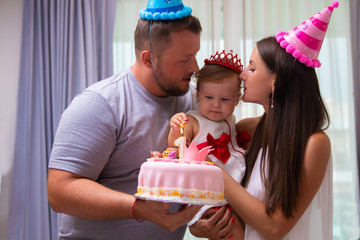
[271,88,274,109]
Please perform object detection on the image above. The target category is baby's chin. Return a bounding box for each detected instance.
[204,115,227,122]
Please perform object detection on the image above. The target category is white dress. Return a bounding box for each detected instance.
[245,149,333,240]
[186,110,246,226]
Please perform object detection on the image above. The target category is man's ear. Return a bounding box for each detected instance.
[141,50,153,69]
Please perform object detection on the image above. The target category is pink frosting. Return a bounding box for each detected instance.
[138,161,224,192]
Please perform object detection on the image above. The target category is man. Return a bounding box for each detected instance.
[48,1,202,239]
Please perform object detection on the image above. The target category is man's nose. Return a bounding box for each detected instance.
[190,57,199,73]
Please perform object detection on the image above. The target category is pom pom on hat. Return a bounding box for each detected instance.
[140,0,192,21]
[292,50,301,59]
[286,45,295,54]
[330,1,339,9]
[275,1,339,68]
[280,41,289,48]
[299,55,307,64]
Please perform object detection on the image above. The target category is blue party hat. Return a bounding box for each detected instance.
[140,0,192,20]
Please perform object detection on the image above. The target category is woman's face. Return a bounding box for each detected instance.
[240,46,275,109]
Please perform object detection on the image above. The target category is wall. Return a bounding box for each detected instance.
[0,0,23,239]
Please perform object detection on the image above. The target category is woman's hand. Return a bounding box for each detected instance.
[189,205,236,239]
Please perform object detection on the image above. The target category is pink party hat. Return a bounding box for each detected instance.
[275,1,339,68]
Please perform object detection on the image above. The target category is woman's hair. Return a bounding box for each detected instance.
[134,15,202,59]
[242,36,330,218]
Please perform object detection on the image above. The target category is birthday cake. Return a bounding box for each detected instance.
[135,142,227,205]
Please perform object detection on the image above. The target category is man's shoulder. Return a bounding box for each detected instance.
[86,68,132,93]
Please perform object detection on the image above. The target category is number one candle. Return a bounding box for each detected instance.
[174,123,186,159]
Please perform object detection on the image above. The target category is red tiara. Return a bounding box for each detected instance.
[204,50,243,73]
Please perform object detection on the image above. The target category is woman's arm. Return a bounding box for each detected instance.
[188,205,238,240]
[224,131,331,239]
[236,116,261,151]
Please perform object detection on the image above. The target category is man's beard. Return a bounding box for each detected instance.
[153,62,190,97]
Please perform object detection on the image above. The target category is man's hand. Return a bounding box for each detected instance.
[135,200,202,232]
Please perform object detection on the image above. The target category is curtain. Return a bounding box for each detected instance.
[349,0,360,214]
[113,0,359,239]
[8,0,117,239]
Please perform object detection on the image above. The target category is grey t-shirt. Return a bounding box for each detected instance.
[49,68,197,239]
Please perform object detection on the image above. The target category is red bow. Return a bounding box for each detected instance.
[197,132,231,163]
[235,130,250,149]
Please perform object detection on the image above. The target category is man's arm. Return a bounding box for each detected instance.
[48,168,202,231]
[48,169,134,220]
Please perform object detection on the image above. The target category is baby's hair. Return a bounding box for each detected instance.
[194,64,242,98]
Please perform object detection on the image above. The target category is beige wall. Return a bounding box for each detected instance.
[0,0,23,239]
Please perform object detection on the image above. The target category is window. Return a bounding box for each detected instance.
[113,1,359,239]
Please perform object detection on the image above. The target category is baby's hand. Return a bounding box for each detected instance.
[170,112,188,132]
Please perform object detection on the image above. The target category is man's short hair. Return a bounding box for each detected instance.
[134,15,202,59]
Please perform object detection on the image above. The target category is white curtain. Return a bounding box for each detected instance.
[349,2,360,234]
[113,1,359,239]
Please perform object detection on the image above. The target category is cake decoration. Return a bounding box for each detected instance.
[174,122,188,159]
[147,142,213,165]
[183,141,212,163]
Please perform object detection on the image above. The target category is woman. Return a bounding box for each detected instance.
[234,36,332,239]
[190,36,332,240]
[189,2,337,238]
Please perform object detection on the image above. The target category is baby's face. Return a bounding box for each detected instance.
[197,75,240,122]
